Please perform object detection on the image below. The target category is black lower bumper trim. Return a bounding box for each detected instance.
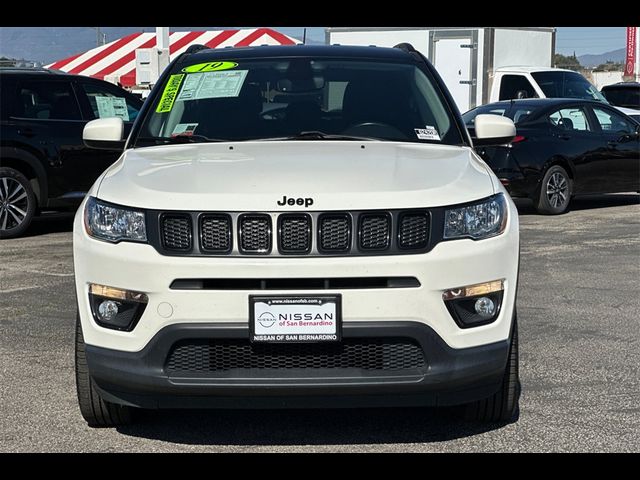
[86,321,510,409]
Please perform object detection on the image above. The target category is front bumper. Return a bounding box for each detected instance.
[87,321,510,409]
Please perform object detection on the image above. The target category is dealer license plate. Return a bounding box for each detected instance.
[249,295,342,343]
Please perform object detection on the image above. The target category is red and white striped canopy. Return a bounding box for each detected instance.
[45,28,300,87]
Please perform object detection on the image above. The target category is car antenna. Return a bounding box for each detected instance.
[303,28,307,45]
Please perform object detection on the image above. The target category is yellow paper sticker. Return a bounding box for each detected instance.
[182,61,238,73]
[156,73,185,113]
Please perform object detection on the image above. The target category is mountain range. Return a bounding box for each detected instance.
[577,48,626,68]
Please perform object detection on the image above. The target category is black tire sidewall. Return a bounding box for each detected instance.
[0,167,37,239]
[536,165,572,215]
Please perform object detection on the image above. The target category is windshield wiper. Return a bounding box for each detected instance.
[260,131,381,142]
[136,134,226,145]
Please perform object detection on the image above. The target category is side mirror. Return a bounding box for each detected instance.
[83,117,125,150]
[472,114,516,146]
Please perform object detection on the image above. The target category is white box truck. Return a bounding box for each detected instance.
[326,27,556,112]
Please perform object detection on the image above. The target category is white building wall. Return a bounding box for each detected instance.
[592,71,624,89]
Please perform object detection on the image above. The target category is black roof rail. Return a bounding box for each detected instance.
[184,44,209,54]
[393,43,418,53]
[0,66,55,73]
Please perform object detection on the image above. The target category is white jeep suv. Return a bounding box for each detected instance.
[73,44,520,427]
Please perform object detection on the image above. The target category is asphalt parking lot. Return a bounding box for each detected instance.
[1,194,639,452]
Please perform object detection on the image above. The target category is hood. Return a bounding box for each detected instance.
[97,141,495,211]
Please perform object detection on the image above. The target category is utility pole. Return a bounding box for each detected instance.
[156,27,170,50]
[92,27,106,47]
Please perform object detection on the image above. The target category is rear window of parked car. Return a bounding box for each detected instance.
[462,105,535,126]
[14,81,81,120]
[79,82,140,122]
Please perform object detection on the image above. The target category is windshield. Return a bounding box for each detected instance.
[601,87,640,109]
[531,71,608,102]
[134,57,463,146]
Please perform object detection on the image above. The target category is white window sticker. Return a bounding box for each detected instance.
[176,70,248,101]
[171,123,199,137]
[95,96,129,121]
[415,125,440,141]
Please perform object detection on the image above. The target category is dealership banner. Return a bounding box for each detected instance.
[625,27,637,77]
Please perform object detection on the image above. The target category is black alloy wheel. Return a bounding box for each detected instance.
[535,165,572,215]
[0,167,36,239]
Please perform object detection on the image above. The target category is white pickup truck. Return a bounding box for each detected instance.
[488,66,608,104]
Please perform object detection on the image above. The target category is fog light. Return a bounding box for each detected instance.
[88,283,148,332]
[97,300,120,322]
[474,296,496,319]
[443,279,504,329]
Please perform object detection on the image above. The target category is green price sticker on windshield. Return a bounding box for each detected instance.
[182,61,238,73]
[156,73,185,113]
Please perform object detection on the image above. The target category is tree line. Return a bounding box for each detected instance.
[553,53,624,72]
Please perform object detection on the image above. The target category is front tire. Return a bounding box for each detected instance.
[465,317,521,423]
[0,167,36,239]
[535,165,572,215]
[75,314,134,427]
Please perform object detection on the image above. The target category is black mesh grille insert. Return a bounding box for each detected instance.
[279,215,311,253]
[161,215,192,251]
[239,215,271,253]
[359,214,390,250]
[153,209,433,257]
[319,215,350,251]
[399,212,429,249]
[200,214,232,252]
[166,338,426,373]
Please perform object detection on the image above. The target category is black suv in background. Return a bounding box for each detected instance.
[0,68,143,238]
[601,82,640,110]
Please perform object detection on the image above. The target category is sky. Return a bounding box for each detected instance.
[554,27,627,56]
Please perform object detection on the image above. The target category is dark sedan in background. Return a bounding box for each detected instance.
[463,99,640,214]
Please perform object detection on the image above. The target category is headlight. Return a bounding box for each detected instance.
[84,196,147,243]
[444,193,507,240]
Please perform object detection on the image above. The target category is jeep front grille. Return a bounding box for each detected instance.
[319,214,350,252]
[359,214,391,250]
[239,214,271,253]
[200,214,232,252]
[399,212,430,249]
[278,214,311,253]
[151,209,431,257]
[160,214,192,251]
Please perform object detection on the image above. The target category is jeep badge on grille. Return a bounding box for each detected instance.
[277,196,314,208]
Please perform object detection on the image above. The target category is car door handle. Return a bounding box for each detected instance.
[17,128,35,138]
[558,134,571,140]
[607,141,618,147]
